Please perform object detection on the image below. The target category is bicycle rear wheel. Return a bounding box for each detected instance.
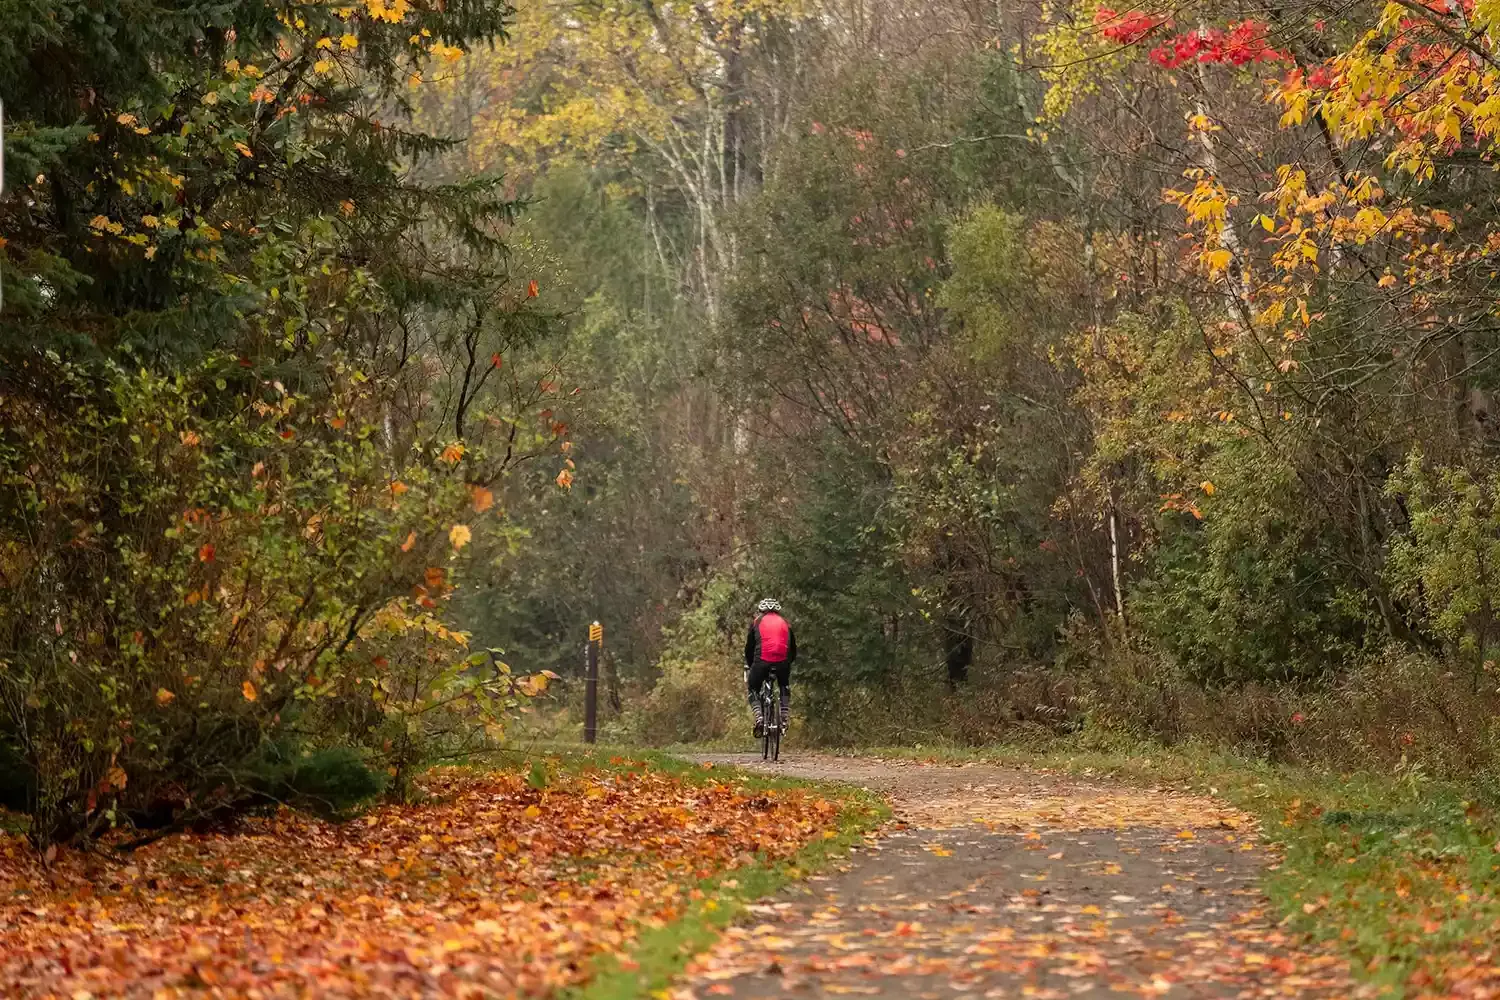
[760,681,776,760]
[760,683,770,760]
[765,685,781,762]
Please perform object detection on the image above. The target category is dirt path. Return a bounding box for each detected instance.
[674,754,1362,1000]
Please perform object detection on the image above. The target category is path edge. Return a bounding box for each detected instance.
[563,758,890,1000]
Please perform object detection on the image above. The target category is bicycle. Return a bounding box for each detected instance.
[758,675,782,762]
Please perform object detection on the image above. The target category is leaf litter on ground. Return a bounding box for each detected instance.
[0,762,843,998]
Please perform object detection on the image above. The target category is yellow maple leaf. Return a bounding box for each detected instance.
[242,680,258,702]
[449,524,472,550]
[340,33,359,49]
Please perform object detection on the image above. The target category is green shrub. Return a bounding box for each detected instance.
[636,574,744,745]
[1387,451,1500,682]
[0,358,508,847]
[246,745,386,820]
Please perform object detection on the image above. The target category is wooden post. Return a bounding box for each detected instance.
[585,621,602,744]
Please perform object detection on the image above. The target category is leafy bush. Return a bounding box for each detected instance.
[639,659,740,745]
[1387,452,1500,681]
[244,745,386,821]
[1281,646,1500,783]
[0,357,520,846]
[637,574,743,745]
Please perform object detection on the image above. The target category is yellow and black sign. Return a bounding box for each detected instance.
[589,622,603,643]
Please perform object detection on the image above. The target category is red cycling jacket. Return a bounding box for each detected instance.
[744,612,796,665]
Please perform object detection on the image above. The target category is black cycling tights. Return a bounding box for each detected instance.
[746,660,791,707]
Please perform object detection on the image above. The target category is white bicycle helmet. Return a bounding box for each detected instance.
[757,598,782,613]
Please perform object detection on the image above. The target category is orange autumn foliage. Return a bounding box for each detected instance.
[0,765,842,998]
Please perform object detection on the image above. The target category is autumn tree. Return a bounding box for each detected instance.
[0,0,564,847]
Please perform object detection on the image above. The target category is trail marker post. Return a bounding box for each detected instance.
[585,621,602,743]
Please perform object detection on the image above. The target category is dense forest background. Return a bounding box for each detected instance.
[433,0,1500,778]
[8,0,1500,846]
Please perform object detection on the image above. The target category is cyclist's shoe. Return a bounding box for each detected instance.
[753,720,765,739]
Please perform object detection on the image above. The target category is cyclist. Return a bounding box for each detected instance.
[744,598,795,737]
